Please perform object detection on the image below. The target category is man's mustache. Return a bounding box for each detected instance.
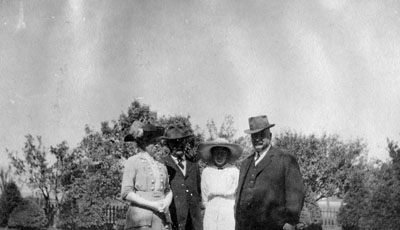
[255,138,269,146]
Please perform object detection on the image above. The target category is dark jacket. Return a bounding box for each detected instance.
[235,146,305,230]
[163,155,203,230]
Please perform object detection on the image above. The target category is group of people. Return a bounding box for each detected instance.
[120,115,305,230]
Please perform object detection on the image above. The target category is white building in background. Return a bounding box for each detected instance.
[317,197,343,230]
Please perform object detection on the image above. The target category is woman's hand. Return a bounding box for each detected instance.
[152,201,165,213]
[161,200,170,213]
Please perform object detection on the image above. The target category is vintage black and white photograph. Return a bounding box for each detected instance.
[1,1,400,230]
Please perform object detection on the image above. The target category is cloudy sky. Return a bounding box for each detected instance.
[1,0,400,170]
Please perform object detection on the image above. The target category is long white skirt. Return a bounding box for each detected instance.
[203,196,235,230]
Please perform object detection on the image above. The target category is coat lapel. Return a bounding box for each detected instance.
[163,155,184,177]
[255,146,276,176]
[236,155,254,204]
[185,161,194,179]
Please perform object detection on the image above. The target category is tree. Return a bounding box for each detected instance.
[273,131,366,228]
[8,135,71,226]
[57,101,205,229]
[205,115,237,141]
[0,181,23,227]
[275,131,366,201]
[337,166,370,230]
[337,137,400,230]
[57,101,165,229]
[0,165,12,194]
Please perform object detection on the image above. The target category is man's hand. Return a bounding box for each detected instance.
[283,223,295,230]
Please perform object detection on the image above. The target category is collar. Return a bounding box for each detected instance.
[255,144,271,160]
[171,154,185,161]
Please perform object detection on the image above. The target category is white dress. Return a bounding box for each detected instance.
[201,164,239,230]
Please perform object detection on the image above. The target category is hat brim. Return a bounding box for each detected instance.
[161,133,193,140]
[124,129,164,143]
[244,124,275,134]
[198,142,243,164]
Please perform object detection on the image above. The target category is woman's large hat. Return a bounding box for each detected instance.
[244,115,275,134]
[198,138,243,164]
[124,121,164,142]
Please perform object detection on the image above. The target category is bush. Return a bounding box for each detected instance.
[8,199,47,229]
[0,181,23,227]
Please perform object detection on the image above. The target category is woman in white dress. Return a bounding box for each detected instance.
[198,138,243,230]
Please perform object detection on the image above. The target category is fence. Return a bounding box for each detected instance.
[103,205,128,225]
[321,209,341,230]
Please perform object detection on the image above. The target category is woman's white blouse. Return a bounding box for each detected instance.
[201,164,239,230]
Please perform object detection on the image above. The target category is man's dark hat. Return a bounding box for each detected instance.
[244,115,275,134]
[124,121,164,142]
[161,124,193,140]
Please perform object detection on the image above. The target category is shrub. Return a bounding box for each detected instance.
[0,181,23,227]
[8,199,47,229]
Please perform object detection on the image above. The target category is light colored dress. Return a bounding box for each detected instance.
[201,164,239,230]
[121,151,171,230]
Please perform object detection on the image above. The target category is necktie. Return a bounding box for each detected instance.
[177,157,184,170]
[255,152,260,162]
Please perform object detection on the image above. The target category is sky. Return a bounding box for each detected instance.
[1,0,400,172]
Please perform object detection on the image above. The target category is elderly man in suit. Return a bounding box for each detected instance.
[162,125,203,230]
[235,115,305,230]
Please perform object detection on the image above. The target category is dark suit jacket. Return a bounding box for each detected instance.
[163,155,203,230]
[235,146,305,230]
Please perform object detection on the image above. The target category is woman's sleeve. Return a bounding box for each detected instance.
[164,165,171,194]
[232,167,240,195]
[121,157,137,200]
[201,168,209,208]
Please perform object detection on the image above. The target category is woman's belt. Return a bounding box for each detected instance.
[136,190,166,201]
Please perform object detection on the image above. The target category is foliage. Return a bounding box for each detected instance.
[0,181,23,227]
[8,135,70,225]
[0,165,12,194]
[205,115,237,142]
[8,199,47,229]
[337,166,370,229]
[275,131,366,201]
[338,138,400,230]
[273,131,365,227]
[57,101,184,229]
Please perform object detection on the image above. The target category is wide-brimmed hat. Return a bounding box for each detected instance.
[244,115,275,134]
[198,138,243,164]
[161,124,193,140]
[124,121,164,143]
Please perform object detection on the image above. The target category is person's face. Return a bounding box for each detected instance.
[166,138,186,157]
[144,139,162,158]
[211,147,229,168]
[251,128,272,153]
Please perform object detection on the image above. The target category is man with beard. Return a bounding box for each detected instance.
[161,124,202,230]
[235,115,305,230]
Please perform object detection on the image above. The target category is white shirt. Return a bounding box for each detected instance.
[254,144,271,166]
[171,155,186,176]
